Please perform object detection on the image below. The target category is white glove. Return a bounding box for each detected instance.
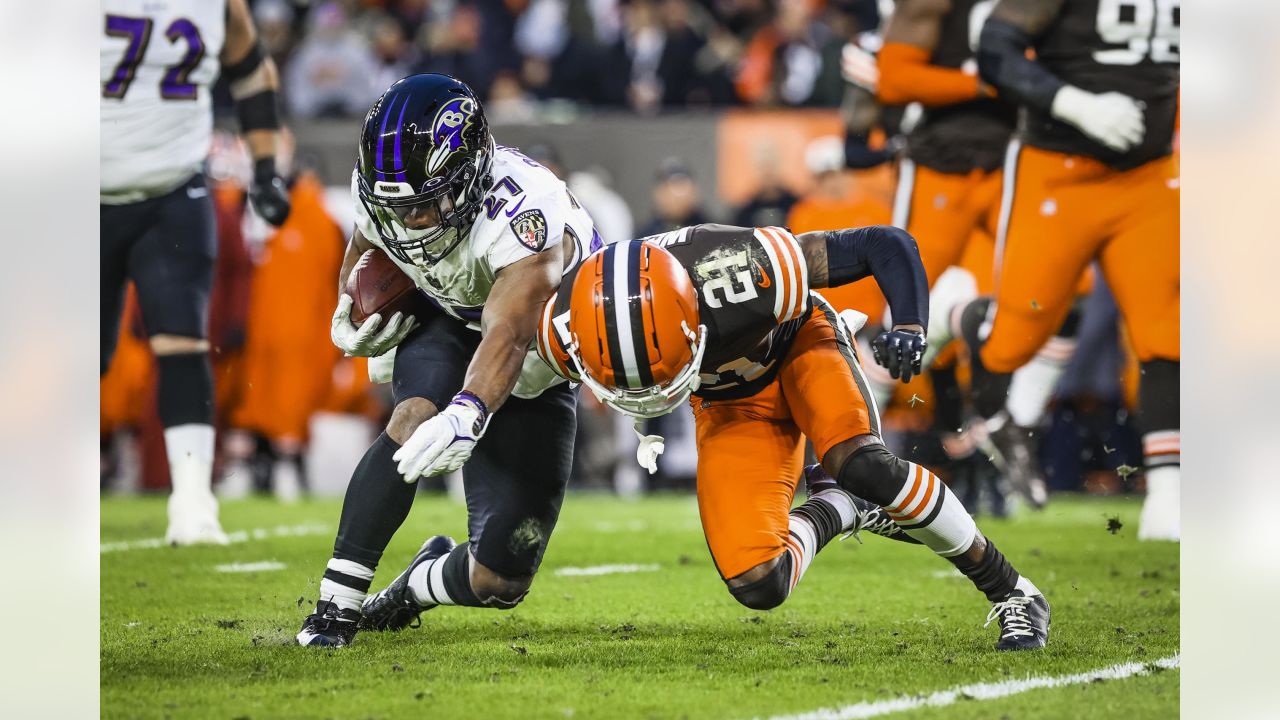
[393,393,490,482]
[368,348,396,384]
[841,43,879,92]
[633,419,665,475]
[330,294,417,358]
[1050,85,1145,153]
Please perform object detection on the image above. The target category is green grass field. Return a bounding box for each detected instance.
[101,493,1178,719]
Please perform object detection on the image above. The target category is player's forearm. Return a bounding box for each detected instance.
[463,320,533,413]
[877,43,983,106]
[822,226,930,328]
[226,51,282,164]
[977,17,1062,113]
[467,253,560,412]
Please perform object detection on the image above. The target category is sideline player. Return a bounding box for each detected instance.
[875,0,1078,507]
[101,0,291,545]
[297,74,597,647]
[934,0,1180,539]
[539,225,1050,650]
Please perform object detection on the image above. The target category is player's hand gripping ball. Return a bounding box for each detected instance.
[872,328,927,383]
[330,249,422,358]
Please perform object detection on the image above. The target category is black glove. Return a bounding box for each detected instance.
[248,158,291,227]
[872,328,926,383]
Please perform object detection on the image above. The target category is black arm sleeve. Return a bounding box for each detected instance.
[977,17,1063,114]
[825,226,929,328]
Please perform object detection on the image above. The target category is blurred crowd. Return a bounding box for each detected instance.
[246,0,882,118]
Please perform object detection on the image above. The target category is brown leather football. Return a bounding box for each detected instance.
[344,249,421,325]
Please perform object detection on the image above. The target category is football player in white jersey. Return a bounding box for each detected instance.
[297,74,598,647]
[101,0,290,545]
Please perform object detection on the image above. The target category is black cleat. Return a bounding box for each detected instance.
[297,599,361,647]
[986,589,1051,650]
[360,535,456,632]
[804,465,921,545]
[984,414,1048,510]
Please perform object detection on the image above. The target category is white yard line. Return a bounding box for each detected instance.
[553,563,661,577]
[100,523,332,554]
[215,561,287,573]
[760,655,1180,720]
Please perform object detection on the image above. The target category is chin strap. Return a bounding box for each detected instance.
[632,418,665,475]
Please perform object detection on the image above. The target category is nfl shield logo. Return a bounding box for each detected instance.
[510,209,548,251]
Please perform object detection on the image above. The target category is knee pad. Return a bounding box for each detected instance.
[1137,359,1179,433]
[154,352,213,427]
[470,574,532,610]
[837,443,912,508]
[728,556,792,611]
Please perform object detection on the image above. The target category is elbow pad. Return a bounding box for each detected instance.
[223,42,265,82]
[977,17,1062,113]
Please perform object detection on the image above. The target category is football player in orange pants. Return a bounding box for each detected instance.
[930,0,1180,540]
[539,225,1050,650]
[872,0,1083,507]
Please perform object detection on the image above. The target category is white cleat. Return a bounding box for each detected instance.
[1137,484,1180,541]
[165,489,229,546]
[922,267,978,369]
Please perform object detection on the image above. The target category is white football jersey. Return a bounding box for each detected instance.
[101,0,227,200]
[353,144,599,397]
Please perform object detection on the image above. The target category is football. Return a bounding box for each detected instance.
[344,248,422,325]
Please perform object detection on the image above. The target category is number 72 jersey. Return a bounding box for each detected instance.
[540,224,814,401]
[101,0,227,198]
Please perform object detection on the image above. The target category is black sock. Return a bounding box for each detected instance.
[950,538,1020,602]
[929,364,967,433]
[790,497,845,551]
[958,298,1012,420]
[155,352,213,426]
[332,433,417,570]
[438,542,485,607]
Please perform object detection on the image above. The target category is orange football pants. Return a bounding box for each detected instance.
[982,145,1180,372]
[691,298,878,580]
[893,159,1001,292]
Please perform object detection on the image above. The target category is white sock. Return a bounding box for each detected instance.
[1145,465,1179,496]
[1143,430,1181,470]
[164,423,215,495]
[784,514,820,592]
[408,553,462,607]
[887,462,978,557]
[320,559,374,613]
[1015,575,1040,597]
[1006,336,1075,426]
[813,488,858,530]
